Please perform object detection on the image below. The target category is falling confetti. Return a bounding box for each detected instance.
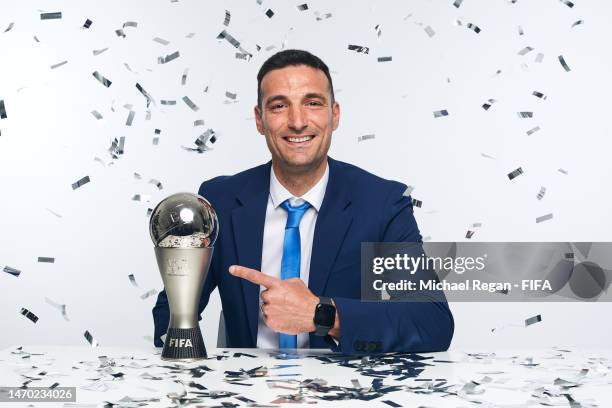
[453,0,463,7]
[153,37,170,45]
[4,22,15,32]
[558,55,571,72]
[517,111,534,118]
[357,134,375,142]
[265,9,275,18]
[526,126,541,135]
[412,198,423,208]
[571,20,584,28]
[92,71,112,87]
[0,100,7,119]
[482,98,497,110]
[507,167,523,180]
[532,91,547,100]
[84,330,99,347]
[223,10,231,26]
[297,4,309,11]
[558,168,569,175]
[433,109,449,118]
[525,314,542,326]
[559,0,574,8]
[537,186,546,200]
[20,308,39,323]
[424,26,436,37]
[93,48,108,56]
[348,45,369,54]
[40,12,62,20]
[182,96,199,111]
[38,257,55,263]
[517,46,534,56]
[3,266,21,277]
[377,56,392,62]
[83,19,92,28]
[536,213,553,223]
[72,175,90,190]
[158,51,180,64]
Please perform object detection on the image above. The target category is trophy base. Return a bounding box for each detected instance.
[161,327,207,361]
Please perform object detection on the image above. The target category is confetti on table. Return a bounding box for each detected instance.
[41,12,62,20]
[72,175,90,190]
[536,213,553,223]
[20,308,39,323]
[558,55,571,72]
[38,257,55,263]
[92,71,112,87]
[433,109,449,118]
[3,266,21,277]
[507,167,523,180]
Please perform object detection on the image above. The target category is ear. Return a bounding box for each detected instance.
[331,101,340,131]
[254,105,265,135]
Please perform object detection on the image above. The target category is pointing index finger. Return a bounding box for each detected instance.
[229,265,279,288]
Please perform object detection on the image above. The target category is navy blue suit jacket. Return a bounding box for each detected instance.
[153,157,454,353]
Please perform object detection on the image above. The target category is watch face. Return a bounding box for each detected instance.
[315,303,335,327]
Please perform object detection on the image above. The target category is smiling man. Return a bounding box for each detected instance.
[153,49,454,353]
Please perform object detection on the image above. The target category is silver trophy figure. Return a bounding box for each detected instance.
[150,192,218,361]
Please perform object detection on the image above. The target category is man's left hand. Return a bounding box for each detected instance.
[229,265,318,334]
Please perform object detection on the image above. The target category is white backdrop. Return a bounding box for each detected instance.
[1,0,611,351]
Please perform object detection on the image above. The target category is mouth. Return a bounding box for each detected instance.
[283,135,315,144]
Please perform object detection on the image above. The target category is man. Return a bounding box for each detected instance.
[153,49,454,353]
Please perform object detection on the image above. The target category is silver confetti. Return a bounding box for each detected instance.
[526,126,541,135]
[108,137,125,159]
[525,314,542,326]
[453,0,463,7]
[40,12,62,20]
[403,185,415,196]
[92,71,112,87]
[182,96,199,111]
[532,91,547,100]
[223,10,231,26]
[559,0,574,8]
[45,297,69,321]
[347,44,369,54]
[135,83,155,108]
[216,29,252,57]
[72,175,90,190]
[481,152,496,159]
[482,98,497,110]
[33,35,40,42]
[92,48,108,56]
[125,111,135,126]
[158,51,180,64]
[123,21,137,28]
[507,167,523,180]
[129,274,139,287]
[424,25,436,37]
[466,230,475,239]
[536,213,553,223]
[297,4,309,11]
[472,222,482,228]
[4,22,15,32]
[3,266,21,277]
[20,307,39,323]
[161,100,176,105]
[537,186,546,200]
[571,20,584,28]
[533,54,544,64]
[149,179,163,190]
[140,289,158,300]
[375,24,382,38]
[517,111,533,118]
[412,198,423,208]
[265,9,275,18]
[131,194,150,202]
[377,56,392,62]
[134,172,142,180]
[83,19,92,29]
[182,68,189,85]
[186,32,195,38]
[558,55,571,72]
[153,37,169,45]
[225,91,237,100]
[357,134,375,142]
[194,119,205,127]
[517,46,534,56]
[38,257,55,263]
[315,11,333,21]
[433,109,449,118]
[518,25,524,35]
[91,111,103,120]
[115,29,125,37]
[456,19,481,33]
[84,330,99,347]
[0,100,7,119]
[558,168,568,175]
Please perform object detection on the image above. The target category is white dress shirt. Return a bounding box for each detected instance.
[256,163,329,349]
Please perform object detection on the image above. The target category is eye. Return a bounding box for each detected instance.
[306,100,323,106]
[269,103,287,111]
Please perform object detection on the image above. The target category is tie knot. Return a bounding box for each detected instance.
[280,199,311,228]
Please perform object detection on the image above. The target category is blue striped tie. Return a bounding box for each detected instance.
[278,199,311,349]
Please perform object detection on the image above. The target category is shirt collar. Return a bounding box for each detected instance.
[269,162,329,212]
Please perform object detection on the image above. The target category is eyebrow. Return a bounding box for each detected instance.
[264,92,329,106]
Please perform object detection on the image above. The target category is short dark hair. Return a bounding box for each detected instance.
[257,49,335,108]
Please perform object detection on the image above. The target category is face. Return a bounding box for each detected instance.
[255,65,340,174]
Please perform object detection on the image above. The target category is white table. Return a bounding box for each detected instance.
[1,346,611,407]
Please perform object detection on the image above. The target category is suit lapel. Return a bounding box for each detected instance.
[309,158,353,296]
[232,162,271,345]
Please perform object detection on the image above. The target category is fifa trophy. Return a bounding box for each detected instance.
[149,193,218,360]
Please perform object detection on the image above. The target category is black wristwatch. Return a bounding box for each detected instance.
[313,297,336,336]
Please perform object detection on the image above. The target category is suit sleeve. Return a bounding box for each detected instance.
[151,181,220,347]
[328,184,454,353]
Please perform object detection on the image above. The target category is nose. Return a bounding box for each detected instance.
[287,105,307,132]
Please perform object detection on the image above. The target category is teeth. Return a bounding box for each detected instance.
[287,136,313,143]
